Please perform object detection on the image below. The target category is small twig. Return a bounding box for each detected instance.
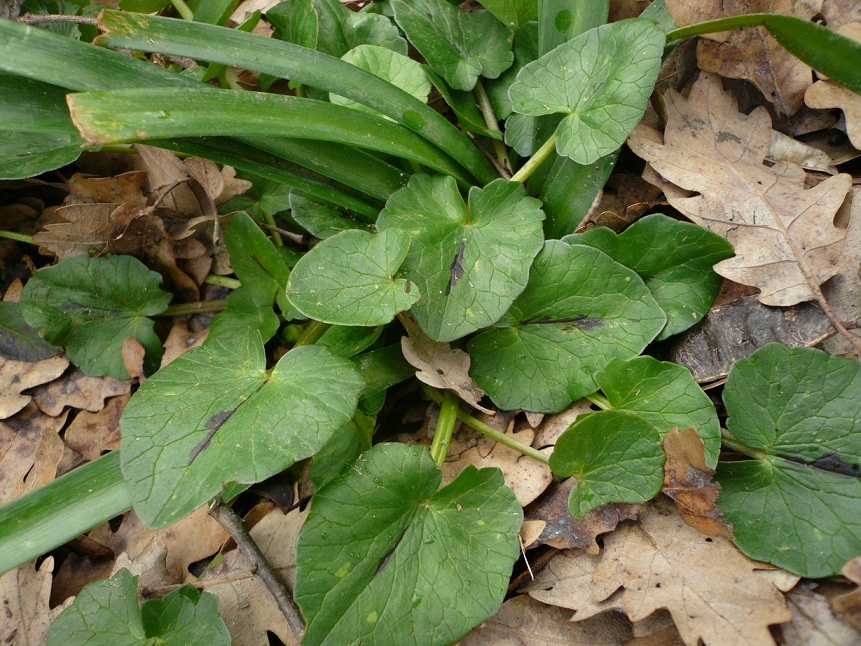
[18,13,97,25]
[209,498,305,639]
[160,299,227,316]
[473,81,511,177]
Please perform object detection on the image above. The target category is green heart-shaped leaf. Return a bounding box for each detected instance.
[286,229,420,326]
[295,443,522,646]
[550,410,665,518]
[392,0,513,91]
[120,329,363,528]
[717,343,861,577]
[565,214,734,339]
[509,18,664,164]
[468,241,666,412]
[377,175,544,342]
[19,255,170,379]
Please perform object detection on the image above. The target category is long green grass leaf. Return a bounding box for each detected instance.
[68,88,472,183]
[0,452,131,575]
[95,9,497,183]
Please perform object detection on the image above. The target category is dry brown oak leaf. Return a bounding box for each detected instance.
[524,498,798,646]
[665,0,821,115]
[628,73,852,306]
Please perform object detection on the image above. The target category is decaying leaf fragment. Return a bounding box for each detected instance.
[628,73,851,306]
[525,499,797,646]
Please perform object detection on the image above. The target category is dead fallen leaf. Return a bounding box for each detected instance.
[628,73,852,306]
[31,367,130,417]
[665,0,820,115]
[63,394,128,461]
[460,594,633,645]
[0,403,66,504]
[400,313,491,414]
[161,319,209,367]
[0,558,68,645]
[532,399,592,449]
[217,165,254,205]
[442,419,552,507]
[628,610,686,646]
[821,0,861,31]
[781,581,861,645]
[523,478,642,553]
[121,337,146,382]
[832,557,861,630]
[0,355,69,419]
[246,506,309,590]
[662,428,733,539]
[576,173,664,233]
[32,202,124,259]
[769,129,837,174]
[111,542,172,592]
[66,170,148,206]
[525,499,797,646]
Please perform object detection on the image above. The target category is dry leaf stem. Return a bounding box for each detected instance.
[209,498,306,640]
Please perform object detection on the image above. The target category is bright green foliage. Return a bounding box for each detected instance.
[717,343,861,577]
[0,131,82,180]
[550,410,665,517]
[47,569,230,646]
[594,356,721,468]
[566,214,734,339]
[312,0,407,57]
[377,175,545,342]
[469,241,666,412]
[120,330,363,528]
[509,18,664,164]
[477,0,538,30]
[19,255,170,379]
[331,45,431,115]
[0,301,60,361]
[295,443,522,646]
[391,0,513,90]
[266,0,318,50]
[424,66,503,140]
[289,192,371,239]
[286,229,420,326]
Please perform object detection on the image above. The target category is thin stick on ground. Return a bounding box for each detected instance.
[209,498,305,639]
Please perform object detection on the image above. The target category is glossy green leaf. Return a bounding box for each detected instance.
[317,325,383,358]
[488,22,538,121]
[351,344,414,397]
[0,302,61,361]
[287,229,420,326]
[377,175,545,342]
[47,569,230,646]
[593,356,721,468]
[312,0,407,57]
[717,343,861,577]
[540,151,617,238]
[0,452,131,576]
[94,10,497,183]
[424,66,502,140]
[226,213,290,301]
[477,0,537,30]
[565,214,734,339]
[120,330,363,528]
[207,286,283,344]
[67,88,471,183]
[550,410,665,517]
[295,443,522,646]
[391,0,514,91]
[308,412,375,490]
[267,0,318,49]
[468,241,666,412]
[289,193,372,239]
[0,132,81,180]
[332,45,431,117]
[19,255,170,379]
[509,18,664,164]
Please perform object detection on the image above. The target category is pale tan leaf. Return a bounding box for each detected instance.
[781,581,861,645]
[63,394,128,461]
[400,313,490,413]
[160,320,209,368]
[526,499,797,646]
[32,203,124,259]
[442,421,552,507]
[0,558,67,646]
[121,337,146,382]
[832,557,861,630]
[31,367,129,417]
[532,399,592,449]
[66,171,148,206]
[662,428,732,539]
[0,355,68,419]
[821,0,861,30]
[248,506,309,590]
[217,165,254,205]
[111,543,171,591]
[665,0,821,115]
[0,405,65,502]
[769,129,837,174]
[460,595,632,645]
[627,73,851,306]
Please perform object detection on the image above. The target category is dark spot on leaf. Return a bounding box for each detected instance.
[445,237,467,296]
[778,451,861,477]
[715,131,742,144]
[521,315,604,330]
[188,407,239,464]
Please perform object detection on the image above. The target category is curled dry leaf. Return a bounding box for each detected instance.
[662,428,733,539]
[460,595,633,645]
[0,354,68,419]
[780,581,861,645]
[628,73,852,306]
[31,367,130,417]
[63,394,128,461]
[400,313,491,413]
[665,0,820,115]
[804,24,861,149]
[0,558,67,646]
[525,499,797,646]
[523,478,642,553]
[0,404,67,504]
